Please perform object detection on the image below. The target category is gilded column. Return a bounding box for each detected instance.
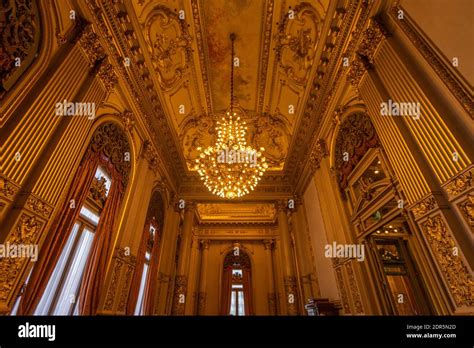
[263,239,276,315]
[276,200,299,315]
[172,201,195,315]
[349,19,474,313]
[197,239,210,315]
[271,238,286,315]
[291,199,320,304]
[0,23,116,312]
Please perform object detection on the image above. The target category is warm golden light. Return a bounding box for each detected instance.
[195,111,268,199]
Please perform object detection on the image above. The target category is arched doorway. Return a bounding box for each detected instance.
[221,247,253,316]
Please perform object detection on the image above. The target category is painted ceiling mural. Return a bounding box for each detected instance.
[129,0,327,174]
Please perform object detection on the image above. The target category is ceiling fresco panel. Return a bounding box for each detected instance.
[200,0,266,112]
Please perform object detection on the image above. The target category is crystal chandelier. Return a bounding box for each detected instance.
[195,34,268,199]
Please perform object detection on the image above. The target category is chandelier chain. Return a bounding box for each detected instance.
[230,33,236,112]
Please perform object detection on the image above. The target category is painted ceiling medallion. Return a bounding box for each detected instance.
[195,34,268,199]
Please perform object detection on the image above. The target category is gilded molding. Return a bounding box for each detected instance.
[458,194,474,231]
[257,0,275,112]
[347,18,388,87]
[103,258,123,311]
[114,246,137,266]
[410,194,438,220]
[25,195,53,219]
[263,239,274,250]
[283,276,298,315]
[119,110,135,133]
[443,167,473,200]
[78,25,106,67]
[190,0,212,113]
[0,214,42,301]
[89,123,131,186]
[141,139,160,175]
[97,61,118,93]
[334,265,351,314]
[171,275,187,315]
[390,6,474,116]
[308,138,328,173]
[0,0,41,98]
[345,262,364,314]
[197,291,206,315]
[422,215,474,308]
[144,5,192,90]
[357,18,388,64]
[289,1,373,186]
[117,264,134,313]
[347,54,369,87]
[0,176,19,199]
[274,2,320,86]
[267,292,277,315]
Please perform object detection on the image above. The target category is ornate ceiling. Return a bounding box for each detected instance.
[82,0,376,200]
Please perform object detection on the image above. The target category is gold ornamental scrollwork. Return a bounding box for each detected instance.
[422,216,474,308]
[309,138,329,173]
[410,195,438,220]
[444,168,473,200]
[0,214,42,301]
[97,61,118,93]
[103,259,123,311]
[78,25,106,67]
[89,123,131,186]
[141,139,160,175]
[144,5,192,90]
[172,275,187,315]
[0,0,41,99]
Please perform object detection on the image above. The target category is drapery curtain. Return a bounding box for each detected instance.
[220,265,233,315]
[242,268,253,315]
[125,221,150,315]
[17,151,99,315]
[78,154,124,315]
[143,228,161,314]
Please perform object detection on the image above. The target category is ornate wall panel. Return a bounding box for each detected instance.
[0,214,44,305]
[421,215,474,309]
[102,247,136,314]
[0,0,41,98]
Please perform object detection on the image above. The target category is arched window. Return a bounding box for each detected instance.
[16,123,131,315]
[221,248,253,316]
[128,191,164,315]
[35,167,112,315]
